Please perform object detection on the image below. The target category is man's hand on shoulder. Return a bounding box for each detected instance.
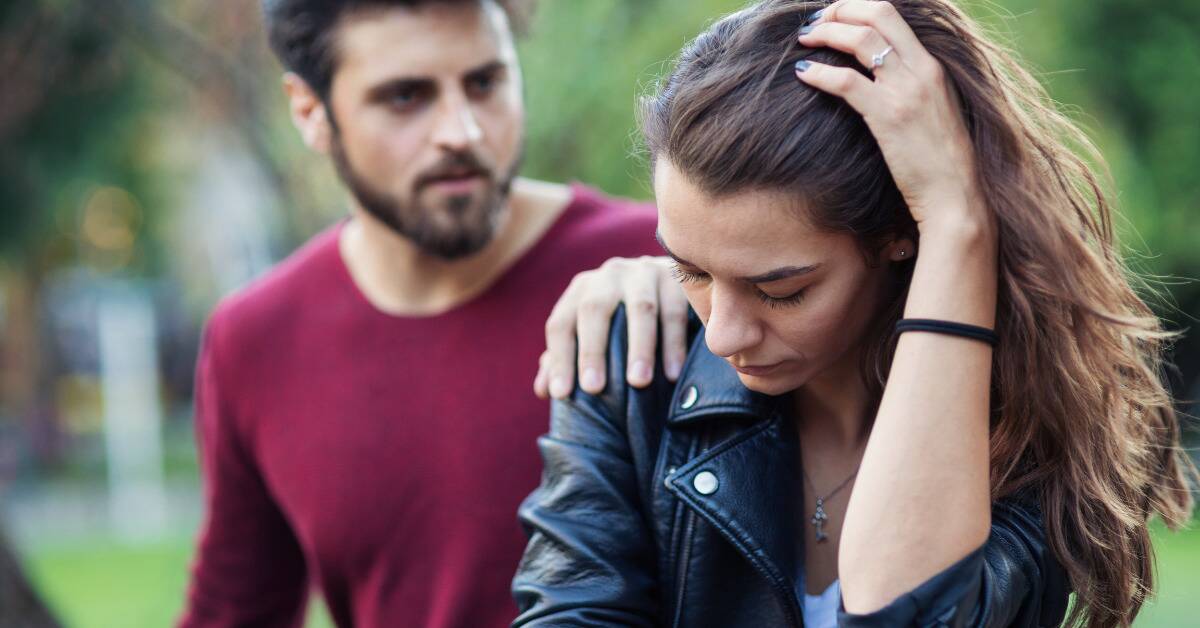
[535,256,689,399]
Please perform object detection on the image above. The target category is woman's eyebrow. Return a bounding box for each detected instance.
[656,231,820,283]
[741,265,821,283]
[655,231,695,267]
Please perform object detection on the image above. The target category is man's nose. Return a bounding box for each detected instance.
[702,284,763,360]
[431,95,483,152]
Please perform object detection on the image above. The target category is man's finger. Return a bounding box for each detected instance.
[658,269,690,381]
[544,298,579,399]
[533,351,551,399]
[622,264,661,388]
[575,289,619,395]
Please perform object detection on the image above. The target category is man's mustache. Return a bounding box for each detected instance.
[415,152,494,189]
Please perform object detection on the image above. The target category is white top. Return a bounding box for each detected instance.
[801,577,842,628]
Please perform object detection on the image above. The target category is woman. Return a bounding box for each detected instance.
[512,1,1195,626]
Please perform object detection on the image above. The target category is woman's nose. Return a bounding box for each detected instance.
[702,285,763,360]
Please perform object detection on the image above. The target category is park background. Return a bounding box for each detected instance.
[1,0,1198,625]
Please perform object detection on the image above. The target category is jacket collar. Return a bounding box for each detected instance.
[663,326,804,623]
[667,327,783,425]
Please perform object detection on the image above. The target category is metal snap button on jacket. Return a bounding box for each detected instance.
[680,385,699,409]
[693,471,719,495]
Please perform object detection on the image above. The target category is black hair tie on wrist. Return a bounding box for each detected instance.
[894,318,999,347]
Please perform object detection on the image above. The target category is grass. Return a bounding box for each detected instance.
[1137,522,1200,627]
[24,538,192,627]
[19,523,1200,627]
[23,537,333,628]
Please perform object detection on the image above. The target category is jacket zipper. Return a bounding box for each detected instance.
[670,426,711,628]
[670,508,698,628]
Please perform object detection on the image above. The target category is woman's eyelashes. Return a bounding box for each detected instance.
[671,263,807,308]
[671,264,709,284]
[756,288,806,308]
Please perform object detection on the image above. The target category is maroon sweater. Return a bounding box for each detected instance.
[179,185,658,628]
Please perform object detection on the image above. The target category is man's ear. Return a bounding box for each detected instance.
[283,73,333,155]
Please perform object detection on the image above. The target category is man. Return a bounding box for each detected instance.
[178,1,687,626]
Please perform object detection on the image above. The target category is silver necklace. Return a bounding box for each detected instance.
[801,468,858,543]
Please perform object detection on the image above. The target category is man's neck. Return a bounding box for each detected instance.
[339,177,572,316]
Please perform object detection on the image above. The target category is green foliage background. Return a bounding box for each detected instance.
[5,0,1198,294]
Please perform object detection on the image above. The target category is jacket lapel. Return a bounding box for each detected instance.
[665,331,804,624]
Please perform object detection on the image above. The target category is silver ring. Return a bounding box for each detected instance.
[870,45,894,70]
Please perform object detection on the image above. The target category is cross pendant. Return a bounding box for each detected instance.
[811,498,829,543]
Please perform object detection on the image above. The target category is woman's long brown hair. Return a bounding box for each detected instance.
[640,1,1196,626]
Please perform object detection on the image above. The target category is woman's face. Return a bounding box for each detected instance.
[654,158,906,395]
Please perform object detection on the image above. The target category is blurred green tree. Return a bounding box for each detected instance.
[0,2,151,265]
[1055,0,1200,398]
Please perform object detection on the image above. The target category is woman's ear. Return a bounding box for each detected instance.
[283,73,333,155]
[883,236,917,263]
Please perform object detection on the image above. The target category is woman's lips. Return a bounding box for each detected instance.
[731,362,783,377]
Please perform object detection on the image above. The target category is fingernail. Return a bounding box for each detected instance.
[665,358,682,381]
[630,360,652,384]
[550,376,571,398]
[805,8,824,25]
[795,59,812,73]
[799,24,814,36]
[581,368,603,391]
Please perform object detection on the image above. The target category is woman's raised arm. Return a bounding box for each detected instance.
[795,0,996,613]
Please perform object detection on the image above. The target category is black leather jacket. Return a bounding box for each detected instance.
[512,309,1070,627]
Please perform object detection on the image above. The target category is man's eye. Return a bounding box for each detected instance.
[467,74,497,97]
[388,87,430,110]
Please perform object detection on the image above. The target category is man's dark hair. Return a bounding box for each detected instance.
[262,0,534,100]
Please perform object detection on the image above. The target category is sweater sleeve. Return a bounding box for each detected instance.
[838,493,1070,628]
[177,311,309,628]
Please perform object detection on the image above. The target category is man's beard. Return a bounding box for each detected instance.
[331,135,522,260]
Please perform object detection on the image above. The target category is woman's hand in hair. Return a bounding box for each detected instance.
[798,1,1000,615]
[796,0,989,238]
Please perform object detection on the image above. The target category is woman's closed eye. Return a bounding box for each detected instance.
[755,287,806,308]
[671,264,710,284]
[672,263,807,308]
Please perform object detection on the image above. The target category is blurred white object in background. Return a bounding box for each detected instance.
[98,284,167,542]
[185,129,281,298]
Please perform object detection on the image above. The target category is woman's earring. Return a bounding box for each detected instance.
[898,249,908,259]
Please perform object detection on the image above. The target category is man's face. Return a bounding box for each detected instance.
[326,1,525,259]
